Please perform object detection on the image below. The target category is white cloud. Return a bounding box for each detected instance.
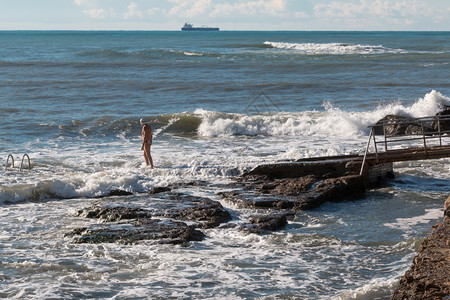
[211,0,286,17]
[147,8,162,15]
[124,2,143,19]
[73,0,86,6]
[313,0,428,20]
[84,8,115,19]
[73,0,115,19]
[168,0,212,18]
[168,0,286,18]
[84,8,104,19]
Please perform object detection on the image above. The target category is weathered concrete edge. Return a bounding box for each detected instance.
[391,196,450,299]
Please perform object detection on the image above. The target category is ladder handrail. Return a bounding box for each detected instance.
[359,128,373,175]
[5,154,31,171]
[5,154,15,170]
[20,154,31,171]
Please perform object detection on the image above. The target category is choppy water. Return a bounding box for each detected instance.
[0,31,449,299]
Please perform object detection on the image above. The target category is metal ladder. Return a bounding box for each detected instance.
[5,154,31,171]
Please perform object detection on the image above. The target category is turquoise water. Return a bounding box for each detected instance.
[0,31,449,299]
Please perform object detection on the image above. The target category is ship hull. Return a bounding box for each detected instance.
[181,27,219,31]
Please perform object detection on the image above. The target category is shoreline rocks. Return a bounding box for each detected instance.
[68,159,371,244]
[391,196,450,299]
[68,193,231,244]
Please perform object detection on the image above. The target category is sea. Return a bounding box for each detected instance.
[0,31,449,299]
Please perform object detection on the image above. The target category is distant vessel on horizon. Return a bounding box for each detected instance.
[181,23,219,31]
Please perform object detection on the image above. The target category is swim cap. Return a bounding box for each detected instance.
[140,118,146,124]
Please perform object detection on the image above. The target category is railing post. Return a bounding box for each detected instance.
[20,154,31,171]
[373,129,379,162]
[359,128,373,176]
[5,154,15,170]
[421,122,428,158]
[437,117,442,147]
[383,123,388,152]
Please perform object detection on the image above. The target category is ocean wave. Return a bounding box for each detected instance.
[77,48,222,62]
[51,90,450,140]
[195,90,450,137]
[264,41,406,55]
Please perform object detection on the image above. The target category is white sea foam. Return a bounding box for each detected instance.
[384,208,444,233]
[183,51,203,56]
[264,41,406,55]
[195,90,450,138]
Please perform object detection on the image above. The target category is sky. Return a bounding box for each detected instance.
[0,0,449,31]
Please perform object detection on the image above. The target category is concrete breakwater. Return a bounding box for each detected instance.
[391,196,450,299]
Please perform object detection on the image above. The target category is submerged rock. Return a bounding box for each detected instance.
[67,218,205,245]
[219,190,294,210]
[151,193,232,228]
[77,205,152,222]
[68,192,231,244]
[95,189,134,198]
[148,186,172,194]
[246,214,289,234]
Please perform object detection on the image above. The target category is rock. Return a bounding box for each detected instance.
[374,115,434,136]
[222,174,365,212]
[391,199,450,299]
[152,193,232,228]
[445,196,450,221]
[77,205,152,222]
[246,214,289,233]
[314,175,365,202]
[148,186,172,194]
[294,175,365,210]
[431,105,450,133]
[67,218,205,245]
[244,161,353,180]
[169,198,232,229]
[266,176,317,196]
[95,189,134,198]
[219,191,294,210]
[69,192,231,244]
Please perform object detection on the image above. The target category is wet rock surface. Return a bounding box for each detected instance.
[221,174,365,211]
[68,159,372,245]
[246,213,290,234]
[375,107,450,137]
[66,218,205,245]
[151,193,232,228]
[68,192,231,244]
[431,105,450,132]
[391,196,450,300]
[77,205,152,222]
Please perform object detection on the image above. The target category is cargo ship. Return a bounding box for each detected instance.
[181,23,219,31]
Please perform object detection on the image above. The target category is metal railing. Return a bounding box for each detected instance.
[20,154,31,171]
[5,154,14,170]
[5,154,31,171]
[360,114,450,175]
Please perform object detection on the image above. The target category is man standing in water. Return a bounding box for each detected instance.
[140,118,154,168]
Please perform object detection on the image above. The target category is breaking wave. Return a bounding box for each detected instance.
[264,41,406,55]
[195,90,450,137]
[37,90,450,140]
